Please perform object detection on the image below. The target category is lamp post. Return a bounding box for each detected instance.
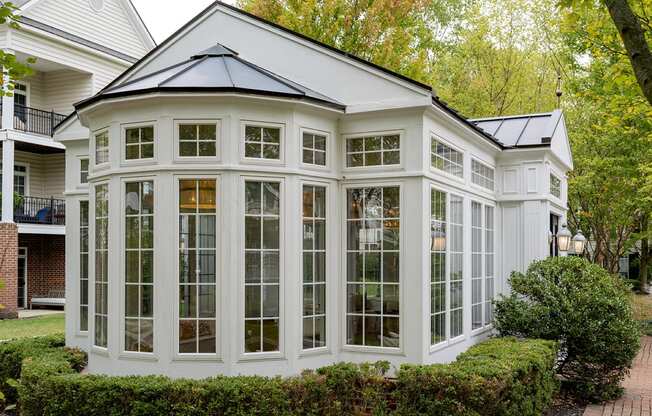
[557,223,572,253]
[572,229,587,255]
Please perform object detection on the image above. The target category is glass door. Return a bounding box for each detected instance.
[549,214,560,257]
[17,248,27,308]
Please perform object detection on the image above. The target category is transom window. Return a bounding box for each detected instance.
[178,179,217,354]
[302,185,326,350]
[431,138,463,178]
[80,200,89,332]
[346,186,400,348]
[471,159,494,191]
[178,124,217,157]
[302,132,327,166]
[95,131,109,165]
[244,181,281,353]
[125,126,154,160]
[244,125,281,160]
[94,183,109,348]
[550,174,561,198]
[80,159,89,184]
[125,181,154,353]
[346,134,400,167]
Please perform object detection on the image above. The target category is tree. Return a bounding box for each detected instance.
[0,1,35,95]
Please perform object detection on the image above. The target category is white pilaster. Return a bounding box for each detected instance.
[2,139,15,222]
[2,51,15,131]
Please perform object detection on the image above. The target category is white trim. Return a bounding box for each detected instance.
[341,129,404,173]
[17,247,27,309]
[17,223,65,234]
[120,120,157,166]
[172,119,221,164]
[240,120,285,166]
[92,127,110,169]
[429,134,465,183]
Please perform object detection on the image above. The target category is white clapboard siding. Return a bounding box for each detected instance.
[42,70,93,115]
[14,151,65,199]
[42,153,65,198]
[23,0,150,59]
[22,72,46,109]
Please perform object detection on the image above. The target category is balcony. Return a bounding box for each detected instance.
[0,103,67,137]
[1,196,66,225]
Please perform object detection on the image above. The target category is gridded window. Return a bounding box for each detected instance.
[431,138,463,178]
[80,200,89,332]
[471,159,494,190]
[80,159,89,184]
[95,131,109,165]
[471,202,483,330]
[346,187,400,348]
[345,135,400,168]
[244,125,281,160]
[178,179,217,354]
[302,132,327,166]
[244,181,280,353]
[125,181,154,353]
[302,185,326,350]
[0,164,26,195]
[94,183,109,348]
[178,124,217,157]
[550,174,561,198]
[484,206,495,325]
[449,195,464,338]
[125,126,154,160]
[430,189,446,345]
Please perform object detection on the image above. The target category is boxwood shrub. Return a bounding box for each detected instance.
[11,336,557,416]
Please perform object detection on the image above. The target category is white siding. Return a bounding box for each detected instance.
[14,150,65,198]
[41,70,93,115]
[23,0,150,59]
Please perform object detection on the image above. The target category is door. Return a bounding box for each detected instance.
[17,247,27,309]
[549,214,560,257]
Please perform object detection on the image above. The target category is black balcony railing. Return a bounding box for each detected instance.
[11,196,66,225]
[13,104,67,137]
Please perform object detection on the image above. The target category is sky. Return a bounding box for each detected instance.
[131,0,236,44]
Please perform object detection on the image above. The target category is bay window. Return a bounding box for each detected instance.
[178,124,217,157]
[302,132,327,166]
[244,125,281,160]
[95,131,109,165]
[346,186,400,348]
[94,183,109,348]
[125,126,154,160]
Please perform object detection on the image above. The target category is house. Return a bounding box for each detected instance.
[55,1,573,377]
[0,0,155,318]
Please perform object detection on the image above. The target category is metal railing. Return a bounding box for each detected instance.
[13,104,67,137]
[10,196,66,225]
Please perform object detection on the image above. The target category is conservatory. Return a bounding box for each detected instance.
[55,1,573,378]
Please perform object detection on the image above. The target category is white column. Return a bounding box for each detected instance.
[2,139,14,222]
[2,51,15,130]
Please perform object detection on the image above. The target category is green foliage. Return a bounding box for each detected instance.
[0,2,35,95]
[494,257,640,402]
[0,192,23,209]
[8,336,558,416]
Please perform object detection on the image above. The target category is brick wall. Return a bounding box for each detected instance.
[0,223,18,319]
[18,234,65,307]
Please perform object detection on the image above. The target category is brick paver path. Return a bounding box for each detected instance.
[584,336,652,416]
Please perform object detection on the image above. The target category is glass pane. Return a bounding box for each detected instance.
[141,126,154,142]
[179,285,196,318]
[244,320,261,352]
[198,285,216,318]
[179,142,197,157]
[303,253,313,283]
[245,286,261,318]
[365,136,381,151]
[314,252,325,282]
[125,183,140,214]
[262,319,279,351]
[245,126,260,142]
[244,217,261,249]
[365,152,381,166]
[141,285,153,317]
[382,253,399,282]
[347,153,363,167]
[141,217,153,249]
[383,317,399,347]
[179,124,196,140]
[198,180,216,213]
[302,133,313,149]
[314,220,325,250]
[262,285,279,317]
[303,149,313,164]
[125,217,139,249]
[198,216,216,248]
[179,180,197,213]
[262,253,279,283]
[125,318,139,351]
[140,319,154,352]
[125,145,140,160]
[263,183,280,215]
[314,135,326,150]
[245,252,261,283]
[365,316,381,346]
[314,316,326,347]
[365,253,381,282]
[179,251,197,284]
[198,251,216,283]
[347,253,363,282]
[383,135,399,149]
[303,285,314,316]
[198,320,216,353]
[347,315,363,345]
[302,188,314,218]
[179,320,197,353]
[245,143,261,158]
[198,141,216,157]
[198,124,216,141]
[126,128,140,144]
[141,144,154,159]
[314,151,326,166]
[347,138,363,152]
[383,284,399,315]
[365,284,382,314]
[262,144,280,159]
[303,317,314,349]
[125,285,139,317]
[125,251,139,283]
[245,182,261,215]
[141,251,153,284]
[314,284,325,314]
[262,127,280,143]
[347,284,363,313]
[262,218,279,249]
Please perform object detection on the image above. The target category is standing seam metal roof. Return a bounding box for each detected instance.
[470,110,562,147]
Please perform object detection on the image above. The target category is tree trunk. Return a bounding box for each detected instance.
[640,214,650,293]
[603,0,652,106]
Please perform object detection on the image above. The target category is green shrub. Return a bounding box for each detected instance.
[15,337,557,416]
[494,256,640,402]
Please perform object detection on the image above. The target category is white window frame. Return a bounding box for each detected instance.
[93,128,110,168]
[173,119,221,163]
[121,122,156,165]
[172,174,222,361]
[91,181,110,353]
[239,175,284,361]
[79,157,89,186]
[119,177,157,359]
[343,130,403,171]
[470,200,496,335]
[240,120,285,165]
[430,135,465,181]
[299,127,330,171]
[550,173,562,199]
[79,199,89,335]
[340,181,404,355]
[471,158,495,191]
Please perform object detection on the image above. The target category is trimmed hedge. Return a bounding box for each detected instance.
[11,336,558,416]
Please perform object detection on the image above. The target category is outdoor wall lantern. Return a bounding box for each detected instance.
[557,223,572,252]
[431,222,446,251]
[572,229,587,254]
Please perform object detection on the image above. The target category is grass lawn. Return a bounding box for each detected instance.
[0,313,64,340]
[631,293,652,336]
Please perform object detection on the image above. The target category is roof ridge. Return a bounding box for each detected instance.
[470,111,554,122]
[231,55,307,96]
[104,59,194,92]
[158,56,207,87]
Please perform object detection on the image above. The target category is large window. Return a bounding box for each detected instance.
[430,189,463,345]
[178,179,217,354]
[346,186,400,348]
[471,159,494,191]
[244,125,281,160]
[302,132,327,166]
[345,134,400,168]
[431,138,463,178]
[94,184,109,348]
[178,124,217,157]
[484,206,495,325]
[472,203,495,331]
[302,185,326,350]
[0,164,27,196]
[80,159,89,184]
[244,181,281,353]
[125,126,154,160]
[80,200,89,332]
[125,181,154,353]
[550,174,561,198]
[95,131,109,165]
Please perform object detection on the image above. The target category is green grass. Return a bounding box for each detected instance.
[630,294,652,336]
[0,313,64,340]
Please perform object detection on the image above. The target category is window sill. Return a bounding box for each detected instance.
[172,353,223,362]
[429,334,467,354]
[237,351,285,362]
[342,345,404,356]
[298,346,331,358]
[118,351,159,362]
[91,346,110,357]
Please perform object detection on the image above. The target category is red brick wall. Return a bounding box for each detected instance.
[18,234,65,307]
[0,223,18,319]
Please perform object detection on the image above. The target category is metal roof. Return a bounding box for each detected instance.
[470,110,562,148]
[75,43,346,111]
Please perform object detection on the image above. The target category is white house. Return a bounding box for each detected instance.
[55,1,573,378]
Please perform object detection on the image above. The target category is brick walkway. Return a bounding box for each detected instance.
[584,337,652,416]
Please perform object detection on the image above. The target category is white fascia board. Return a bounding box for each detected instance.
[4,130,66,149]
[425,105,502,153]
[345,96,432,114]
[18,223,66,235]
[121,0,156,49]
[500,147,572,172]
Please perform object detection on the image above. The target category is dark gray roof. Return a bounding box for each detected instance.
[470,110,562,147]
[75,43,345,111]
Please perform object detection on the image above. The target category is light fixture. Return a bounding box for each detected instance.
[431,222,446,251]
[572,229,587,254]
[548,230,554,245]
[557,223,572,253]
